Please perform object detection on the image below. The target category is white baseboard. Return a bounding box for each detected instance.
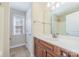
[10,43,25,48]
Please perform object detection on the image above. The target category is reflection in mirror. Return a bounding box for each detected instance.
[52,11,79,37]
[51,15,66,35]
[51,2,79,37]
[66,11,79,36]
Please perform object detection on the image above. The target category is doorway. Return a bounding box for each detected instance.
[10,9,26,48]
[9,2,32,57]
[10,9,27,56]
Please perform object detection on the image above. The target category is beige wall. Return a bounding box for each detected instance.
[32,2,51,36]
[32,3,44,35]
[0,3,10,56]
[44,3,51,34]
[0,6,5,56]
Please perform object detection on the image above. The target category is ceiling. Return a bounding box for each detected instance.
[53,2,79,16]
[10,2,32,11]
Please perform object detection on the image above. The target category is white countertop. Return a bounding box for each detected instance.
[34,34,79,54]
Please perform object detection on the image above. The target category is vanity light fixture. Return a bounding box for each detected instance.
[47,2,64,10]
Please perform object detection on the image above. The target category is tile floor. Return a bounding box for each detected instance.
[10,45,30,57]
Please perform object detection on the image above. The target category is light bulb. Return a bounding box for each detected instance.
[47,2,51,7]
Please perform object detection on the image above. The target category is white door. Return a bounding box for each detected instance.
[26,8,34,56]
[10,14,26,48]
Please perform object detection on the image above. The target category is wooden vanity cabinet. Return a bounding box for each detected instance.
[77,54,79,57]
[34,37,60,57]
[35,45,46,57]
[39,39,57,57]
[68,51,78,57]
[34,37,79,57]
[34,37,46,57]
[47,53,53,57]
[46,51,56,57]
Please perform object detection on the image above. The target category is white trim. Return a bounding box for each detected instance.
[10,43,25,48]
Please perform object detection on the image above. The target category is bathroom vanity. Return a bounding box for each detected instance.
[34,35,79,57]
[32,2,79,57]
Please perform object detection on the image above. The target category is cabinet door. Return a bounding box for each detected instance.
[77,54,79,57]
[46,51,56,57]
[68,52,78,57]
[42,48,46,57]
[36,45,46,57]
[54,46,61,56]
[36,46,43,57]
[60,49,69,57]
[34,38,46,57]
[47,53,54,57]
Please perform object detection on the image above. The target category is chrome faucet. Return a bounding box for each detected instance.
[52,33,59,38]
